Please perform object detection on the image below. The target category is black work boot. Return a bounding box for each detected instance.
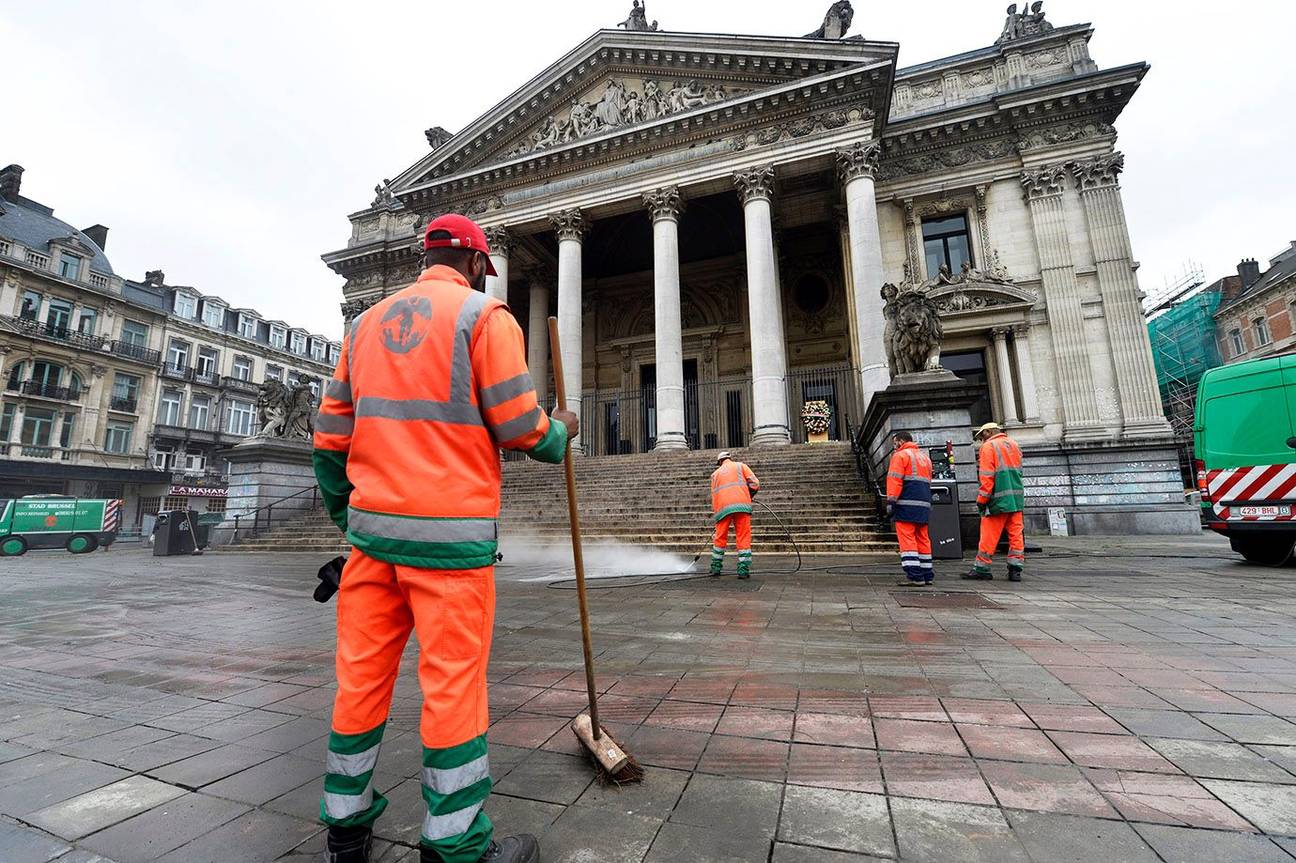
[961,570,991,581]
[325,825,372,863]
[431,835,538,863]
[1007,568,1023,582]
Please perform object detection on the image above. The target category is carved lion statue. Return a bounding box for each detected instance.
[887,289,944,375]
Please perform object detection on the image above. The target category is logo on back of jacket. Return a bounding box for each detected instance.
[381,297,433,354]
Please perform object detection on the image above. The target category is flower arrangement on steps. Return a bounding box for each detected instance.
[802,400,832,443]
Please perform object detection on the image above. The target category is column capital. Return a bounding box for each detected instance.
[483,226,513,257]
[643,185,685,222]
[1010,322,1031,336]
[991,326,1011,341]
[521,265,554,287]
[835,140,882,183]
[1020,163,1070,200]
[733,165,776,204]
[1070,152,1125,191]
[549,208,588,242]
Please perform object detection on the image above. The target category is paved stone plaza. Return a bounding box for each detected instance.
[2,537,1296,862]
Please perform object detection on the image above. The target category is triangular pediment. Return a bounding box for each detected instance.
[392,29,898,196]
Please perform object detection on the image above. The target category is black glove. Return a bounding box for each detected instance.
[886,502,894,520]
[314,555,347,603]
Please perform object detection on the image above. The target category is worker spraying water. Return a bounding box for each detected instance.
[709,451,761,579]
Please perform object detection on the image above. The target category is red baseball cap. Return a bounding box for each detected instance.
[422,213,498,276]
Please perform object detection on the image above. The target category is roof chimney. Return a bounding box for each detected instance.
[82,224,109,252]
[1237,258,1261,288]
[0,164,22,201]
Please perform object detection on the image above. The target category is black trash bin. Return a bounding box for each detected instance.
[153,510,198,556]
[929,481,963,560]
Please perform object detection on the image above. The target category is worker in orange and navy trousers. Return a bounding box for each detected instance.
[313,214,577,863]
[886,431,934,586]
[710,451,760,578]
[963,422,1026,583]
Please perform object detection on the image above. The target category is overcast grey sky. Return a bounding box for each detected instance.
[4,1,1293,338]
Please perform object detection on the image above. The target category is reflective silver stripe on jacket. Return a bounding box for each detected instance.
[896,499,932,509]
[479,373,535,409]
[421,754,489,795]
[326,746,381,778]
[422,801,485,842]
[449,292,489,405]
[348,509,497,543]
[315,413,355,436]
[323,785,373,820]
[325,378,352,404]
[354,397,483,426]
[490,406,542,444]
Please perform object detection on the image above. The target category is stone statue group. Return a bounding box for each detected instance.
[256,379,316,441]
[997,1,1054,43]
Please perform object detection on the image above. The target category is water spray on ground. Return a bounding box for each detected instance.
[497,534,698,583]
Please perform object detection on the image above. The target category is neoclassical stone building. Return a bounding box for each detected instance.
[324,4,1194,533]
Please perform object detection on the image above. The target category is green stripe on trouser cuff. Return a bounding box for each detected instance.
[419,735,493,862]
[321,723,388,827]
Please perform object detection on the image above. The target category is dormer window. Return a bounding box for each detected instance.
[310,339,326,362]
[290,332,307,355]
[238,314,258,339]
[174,293,197,319]
[59,252,82,280]
[269,325,287,350]
[202,301,224,328]
[329,344,341,365]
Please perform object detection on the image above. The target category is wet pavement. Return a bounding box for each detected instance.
[2,534,1296,862]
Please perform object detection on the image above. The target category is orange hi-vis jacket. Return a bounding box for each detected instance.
[886,441,933,525]
[313,265,568,569]
[976,432,1025,515]
[711,460,760,523]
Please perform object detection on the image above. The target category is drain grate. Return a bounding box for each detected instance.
[891,591,1005,609]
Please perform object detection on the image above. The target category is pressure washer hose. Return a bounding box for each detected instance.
[541,499,802,590]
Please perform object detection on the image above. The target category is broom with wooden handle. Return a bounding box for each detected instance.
[547,316,644,785]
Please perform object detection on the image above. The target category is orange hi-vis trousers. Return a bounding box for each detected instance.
[895,521,933,583]
[973,512,1025,577]
[321,550,495,863]
[711,513,752,575]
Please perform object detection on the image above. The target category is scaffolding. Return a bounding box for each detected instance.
[1145,263,1218,482]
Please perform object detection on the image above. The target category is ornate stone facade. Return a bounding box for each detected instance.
[322,4,1191,532]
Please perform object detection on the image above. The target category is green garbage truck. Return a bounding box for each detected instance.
[0,496,123,556]
[1194,354,1296,565]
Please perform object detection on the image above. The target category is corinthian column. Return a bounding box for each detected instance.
[483,227,512,303]
[1021,164,1105,442]
[836,141,891,408]
[644,186,688,450]
[991,327,1020,424]
[1011,324,1041,423]
[550,209,587,451]
[524,267,551,408]
[733,165,790,446]
[1072,153,1171,438]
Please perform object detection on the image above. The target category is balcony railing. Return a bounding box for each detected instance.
[88,272,110,289]
[20,445,55,459]
[0,240,10,257]
[19,380,80,401]
[110,340,163,365]
[161,363,194,381]
[194,369,220,387]
[222,376,258,394]
[0,315,163,366]
[25,251,49,269]
[109,396,138,413]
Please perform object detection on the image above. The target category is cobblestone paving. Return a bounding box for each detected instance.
[2,535,1295,862]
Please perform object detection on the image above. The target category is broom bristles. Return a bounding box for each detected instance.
[573,723,645,786]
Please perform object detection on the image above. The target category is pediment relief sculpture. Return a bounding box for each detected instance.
[506,76,751,158]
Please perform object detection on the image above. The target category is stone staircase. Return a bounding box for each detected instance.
[228,442,893,555]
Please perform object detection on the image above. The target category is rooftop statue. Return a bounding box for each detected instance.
[618,0,659,31]
[806,1,855,39]
[996,1,1054,43]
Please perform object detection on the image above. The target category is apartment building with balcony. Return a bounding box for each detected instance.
[0,164,171,525]
[135,275,340,515]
